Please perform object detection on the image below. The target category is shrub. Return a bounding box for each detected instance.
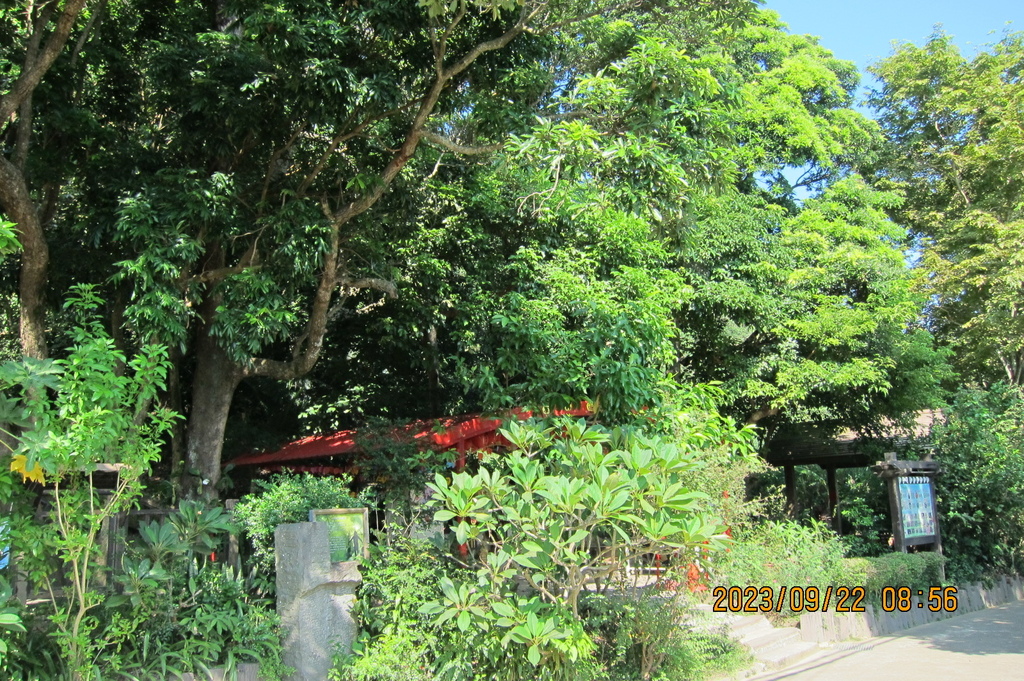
[0,576,25,666]
[421,417,755,678]
[863,552,946,594]
[710,519,850,619]
[332,535,472,681]
[234,472,375,593]
[581,590,750,681]
[0,288,176,680]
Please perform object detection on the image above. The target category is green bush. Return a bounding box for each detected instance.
[339,536,746,681]
[234,472,375,593]
[1,502,290,681]
[863,552,946,594]
[0,576,26,667]
[580,591,749,681]
[332,535,475,681]
[0,606,67,681]
[711,520,851,619]
[330,629,433,681]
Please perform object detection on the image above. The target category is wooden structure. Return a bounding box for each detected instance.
[872,453,943,576]
[226,404,592,477]
[765,432,872,532]
[764,411,941,532]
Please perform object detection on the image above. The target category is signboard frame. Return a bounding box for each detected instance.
[873,457,943,555]
[309,507,370,563]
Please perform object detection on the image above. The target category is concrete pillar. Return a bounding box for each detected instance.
[275,522,362,681]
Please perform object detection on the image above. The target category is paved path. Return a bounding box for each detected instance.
[748,599,1024,681]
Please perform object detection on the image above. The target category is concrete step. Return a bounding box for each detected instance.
[757,638,820,669]
[685,604,826,679]
[743,627,801,654]
[731,614,775,641]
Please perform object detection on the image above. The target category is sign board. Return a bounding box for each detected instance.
[872,457,942,554]
[897,475,937,539]
[309,508,370,562]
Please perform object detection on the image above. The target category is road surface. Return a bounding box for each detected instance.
[750,599,1024,681]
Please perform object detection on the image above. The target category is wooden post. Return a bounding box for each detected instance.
[226,499,241,571]
[784,464,796,516]
[825,467,839,533]
[97,509,126,585]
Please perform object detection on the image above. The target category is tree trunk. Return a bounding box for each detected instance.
[182,295,241,499]
[0,157,49,359]
[167,344,187,483]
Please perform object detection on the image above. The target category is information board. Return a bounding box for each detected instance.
[309,508,369,562]
[897,475,936,539]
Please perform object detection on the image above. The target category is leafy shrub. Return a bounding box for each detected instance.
[0,288,177,678]
[835,468,891,557]
[234,472,375,593]
[176,564,290,679]
[581,590,750,681]
[0,606,67,681]
[341,523,748,681]
[711,519,850,619]
[96,500,290,680]
[421,417,754,679]
[863,552,946,594]
[0,576,26,666]
[749,464,892,558]
[329,629,433,681]
[0,500,289,680]
[332,535,472,681]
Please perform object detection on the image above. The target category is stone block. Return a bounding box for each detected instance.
[276,522,363,681]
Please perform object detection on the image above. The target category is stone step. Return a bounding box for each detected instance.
[686,604,825,679]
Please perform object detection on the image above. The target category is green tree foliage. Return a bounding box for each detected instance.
[468,210,689,422]
[932,384,1024,581]
[302,10,945,441]
[97,0,757,495]
[678,177,948,432]
[869,31,1024,385]
[727,10,880,198]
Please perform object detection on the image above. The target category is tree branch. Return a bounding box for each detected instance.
[422,130,503,155]
[0,0,89,123]
[243,221,343,381]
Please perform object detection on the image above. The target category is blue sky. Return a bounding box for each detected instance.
[763,0,1023,102]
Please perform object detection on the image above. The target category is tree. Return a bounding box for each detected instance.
[0,0,90,359]
[287,9,946,443]
[869,30,1024,385]
[725,10,879,200]
[102,0,757,496]
[932,383,1024,580]
[677,177,949,434]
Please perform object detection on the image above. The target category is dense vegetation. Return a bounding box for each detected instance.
[0,0,1022,678]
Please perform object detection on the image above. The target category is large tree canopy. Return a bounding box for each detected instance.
[286,10,947,444]
[869,30,1024,386]
[1,0,761,495]
[0,2,953,497]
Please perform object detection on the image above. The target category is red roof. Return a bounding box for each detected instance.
[226,403,592,469]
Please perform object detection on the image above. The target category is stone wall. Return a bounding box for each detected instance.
[800,575,1024,642]
[275,522,362,681]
